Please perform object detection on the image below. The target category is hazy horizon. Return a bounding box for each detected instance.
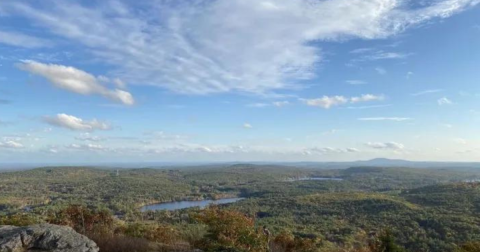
[1,1,479,163]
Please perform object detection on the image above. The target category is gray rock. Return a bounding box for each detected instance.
[0,224,99,252]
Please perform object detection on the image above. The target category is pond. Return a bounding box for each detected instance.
[286,177,344,182]
[140,197,245,211]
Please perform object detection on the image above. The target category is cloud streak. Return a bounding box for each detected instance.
[44,114,111,131]
[358,117,412,121]
[302,94,384,109]
[366,141,404,150]
[438,97,453,105]
[0,30,50,48]
[411,89,443,96]
[0,140,24,149]
[17,60,135,105]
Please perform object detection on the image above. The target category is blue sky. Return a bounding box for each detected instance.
[0,0,479,163]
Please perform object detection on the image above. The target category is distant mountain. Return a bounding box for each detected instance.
[1,158,479,171]
[281,158,480,169]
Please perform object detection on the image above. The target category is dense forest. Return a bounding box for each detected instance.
[1,164,480,252]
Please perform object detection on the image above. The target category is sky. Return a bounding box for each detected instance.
[0,0,479,163]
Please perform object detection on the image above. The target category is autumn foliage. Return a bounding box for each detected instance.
[195,207,268,252]
[46,205,114,235]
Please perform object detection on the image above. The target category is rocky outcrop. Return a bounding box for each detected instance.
[0,224,99,252]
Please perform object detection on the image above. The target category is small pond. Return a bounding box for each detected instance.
[140,197,244,211]
[286,177,344,182]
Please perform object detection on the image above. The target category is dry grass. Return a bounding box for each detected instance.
[88,233,152,252]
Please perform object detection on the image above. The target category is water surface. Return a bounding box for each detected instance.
[141,197,244,211]
[286,177,343,182]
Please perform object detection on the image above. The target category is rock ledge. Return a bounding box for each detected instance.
[0,224,99,252]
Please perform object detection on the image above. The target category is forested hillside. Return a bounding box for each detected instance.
[1,165,480,251]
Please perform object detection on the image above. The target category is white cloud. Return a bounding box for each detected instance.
[411,89,443,96]
[302,94,384,109]
[75,133,105,142]
[17,60,134,105]
[44,113,111,131]
[366,141,404,150]
[346,148,360,153]
[243,123,253,129]
[3,0,478,95]
[350,94,385,103]
[66,143,106,151]
[47,148,58,154]
[346,80,367,85]
[303,147,360,155]
[350,48,376,54]
[353,50,410,62]
[358,117,412,121]
[0,30,50,48]
[145,131,189,141]
[438,97,453,105]
[0,140,24,149]
[301,96,348,109]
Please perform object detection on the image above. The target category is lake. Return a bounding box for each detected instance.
[286,177,344,182]
[140,197,245,211]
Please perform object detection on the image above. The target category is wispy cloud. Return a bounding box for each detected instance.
[411,89,442,96]
[302,94,384,109]
[437,97,453,105]
[0,30,50,48]
[243,123,253,129]
[353,50,411,62]
[18,60,134,105]
[272,101,290,107]
[375,67,387,75]
[303,147,360,155]
[365,141,404,150]
[346,80,367,85]
[2,0,477,95]
[406,71,414,79]
[440,123,453,128]
[66,143,106,151]
[350,94,385,103]
[0,140,24,149]
[75,133,106,142]
[247,101,290,108]
[347,104,392,110]
[359,117,412,121]
[246,103,270,108]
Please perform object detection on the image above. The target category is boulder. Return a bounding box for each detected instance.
[0,224,99,252]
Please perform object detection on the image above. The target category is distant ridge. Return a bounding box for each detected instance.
[1,158,479,170]
[283,158,480,169]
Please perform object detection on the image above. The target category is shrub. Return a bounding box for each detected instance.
[123,223,180,245]
[455,241,480,252]
[195,207,268,252]
[0,213,41,226]
[47,205,114,235]
[271,231,317,252]
[88,233,151,252]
